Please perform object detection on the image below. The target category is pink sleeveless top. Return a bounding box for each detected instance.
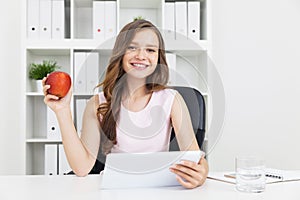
[98,89,177,153]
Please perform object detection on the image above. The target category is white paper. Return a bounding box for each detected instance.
[187,1,200,40]
[45,144,57,175]
[51,0,65,39]
[74,52,87,93]
[58,144,72,175]
[75,99,87,137]
[164,2,175,40]
[93,1,105,40]
[104,1,117,40]
[27,0,40,39]
[47,107,61,140]
[175,1,187,40]
[166,53,176,85]
[86,52,99,93]
[39,0,52,39]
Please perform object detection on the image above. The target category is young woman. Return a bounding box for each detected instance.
[43,19,208,189]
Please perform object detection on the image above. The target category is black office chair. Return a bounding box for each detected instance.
[169,86,206,151]
[69,86,206,175]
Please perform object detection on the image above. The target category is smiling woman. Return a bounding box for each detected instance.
[43,19,208,189]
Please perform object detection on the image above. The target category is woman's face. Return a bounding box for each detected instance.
[122,28,159,80]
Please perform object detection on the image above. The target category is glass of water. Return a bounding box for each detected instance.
[235,157,266,193]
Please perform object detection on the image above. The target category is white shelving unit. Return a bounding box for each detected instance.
[22,0,209,175]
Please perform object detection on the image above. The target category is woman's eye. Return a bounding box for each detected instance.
[127,46,136,50]
[147,48,156,53]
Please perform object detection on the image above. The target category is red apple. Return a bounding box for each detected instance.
[46,71,71,98]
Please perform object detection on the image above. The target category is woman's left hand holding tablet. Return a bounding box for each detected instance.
[169,156,208,189]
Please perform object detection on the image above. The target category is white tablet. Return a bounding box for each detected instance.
[101,150,205,189]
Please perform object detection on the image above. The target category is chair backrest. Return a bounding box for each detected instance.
[68,86,206,175]
[169,86,206,151]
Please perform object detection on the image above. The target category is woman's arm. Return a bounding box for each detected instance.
[170,92,199,151]
[170,92,209,189]
[43,78,100,176]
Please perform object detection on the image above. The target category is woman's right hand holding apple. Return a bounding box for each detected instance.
[42,76,73,114]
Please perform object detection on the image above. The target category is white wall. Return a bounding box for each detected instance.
[0,1,24,174]
[208,0,300,171]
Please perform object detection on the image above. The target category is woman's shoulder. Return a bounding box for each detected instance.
[151,88,178,105]
[86,91,105,108]
[154,88,178,97]
[95,91,106,104]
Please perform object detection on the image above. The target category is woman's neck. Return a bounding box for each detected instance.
[125,77,148,98]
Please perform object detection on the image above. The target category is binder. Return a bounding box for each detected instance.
[39,0,52,39]
[75,99,87,137]
[93,1,105,40]
[175,1,187,40]
[188,1,200,41]
[104,1,117,40]
[47,107,61,140]
[86,52,99,93]
[164,2,175,40]
[27,0,40,39]
[166,53,177,85]
[51,0,65,39]
[74,52,87,93]
[45,144,58,175]
[58,144,72,175]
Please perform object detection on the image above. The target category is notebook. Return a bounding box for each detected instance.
[100,150,205,189]
[208,169,300,184]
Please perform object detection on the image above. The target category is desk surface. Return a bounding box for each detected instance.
[0,174,299,200]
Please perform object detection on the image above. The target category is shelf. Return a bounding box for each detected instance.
[73,93,94,97]
[26,38,207,53]
[23,0,209,175]
[26,38,115,50]
[26,138,62,143]
[165,39,208,55]
[26,92,44,96]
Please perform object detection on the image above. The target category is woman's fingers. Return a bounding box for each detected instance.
[175,175,197,189]
[42,77,47,85]
[43,85,50,96]
[44,94,59,102]
[170,167,201,187]
[169,159,207,189]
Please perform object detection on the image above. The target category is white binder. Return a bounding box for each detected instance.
[51,0,65,39]
[164,2,175,40]
[39,0,52,39]
[93,1,105,40]
[58,144,72,175]
[175,1,187,40]
[104,1,117,40]
[47,107,61,140]
[45,144,57,175]
[166,53,177,86]
[74,52,87,93]
[27,0,40,39]
[86,52,99,93]
[75,99,87,137]
[188,1,200,41]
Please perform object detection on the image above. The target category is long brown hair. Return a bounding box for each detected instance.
[96,19,169,154]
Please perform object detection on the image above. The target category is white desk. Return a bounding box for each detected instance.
[0,174,299,200]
